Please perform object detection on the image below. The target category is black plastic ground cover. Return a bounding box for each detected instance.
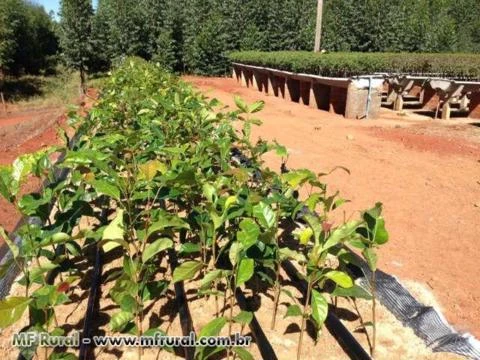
[348,252,480,360]
[234,287,279,360]
[281,259,372,360]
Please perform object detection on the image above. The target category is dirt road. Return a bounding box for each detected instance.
[184,76,480,338]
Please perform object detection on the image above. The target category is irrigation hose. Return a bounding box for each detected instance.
[234,288,279,360]
[79,246,104,360]
[168,247,196,360]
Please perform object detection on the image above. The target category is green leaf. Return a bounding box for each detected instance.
[179,242,201,254]
[282,169,316,188]
[322,221,362,252]
[123,257,137,278]
[232,347,254,360]
[199,317,227,337]
[248,100,265,113]
[278,247,306,263]
[195,316,229,358]
[142,281,169,302]
[18,191,52,218]
[373,217,389,245]
[337,251,363,268]
[32,285,68,309]
[323,271,353,288]
[64,149,106,166]
[28,262,59,284]
[303,214,322,245]
[234,96,248,113]
[110,275,138,306]
[295,227,313,245]
[229,242,242,267]
[304,193,322,212]
[232,311,253,325]
[210,211,224,230]
[363,203,389,245]
[0,226,18,259]
[224,195,237,211]
[237,219,260,249]
[0,166,13,201]
[274,143,288,157]
[236,258,254,287]
[310,290,328,328]
[348,236,367,249]
[253,202,276,229]
[147,214,190,239]
[331,284,372,300]
[173,261,203,283]
[90,180,121,200]
[200,270,230,291]
[202,183,217,204]
[138,160,167,181]
[363,248,377,271]
[41,232,71,247]
[142,238,173,263]
[101,209,127,252]
[0,297,31,328]
[12,155,35,185]
[109,310,134,332]
[285,304,303,318]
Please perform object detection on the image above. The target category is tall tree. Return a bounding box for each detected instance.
[18,3,58,75]
[67,0,480,76]
[90,0,112,72]
[59,0,94,92]
[0,0,22,81]
[100,0,146,60]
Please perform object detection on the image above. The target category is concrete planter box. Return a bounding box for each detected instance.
[232,63,384,119]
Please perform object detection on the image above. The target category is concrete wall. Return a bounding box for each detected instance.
[345,83,382,119]
[232,64,382,119]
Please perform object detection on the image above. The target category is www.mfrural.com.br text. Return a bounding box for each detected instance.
[12,331,252,348]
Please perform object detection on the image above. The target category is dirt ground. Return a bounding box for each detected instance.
[0,251,465,360]
[0,107,65,239]
[0,80,478,359]
[0,90,94,246]
[183,76,480,340]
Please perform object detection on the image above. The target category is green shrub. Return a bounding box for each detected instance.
[229,51,480,79]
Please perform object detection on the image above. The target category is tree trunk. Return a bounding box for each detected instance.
[0,67,6,113]
[80,65,87,95]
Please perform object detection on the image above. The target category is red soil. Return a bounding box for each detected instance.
[0,110,64,235]
[184,75,480,338]
[0,89,96,235]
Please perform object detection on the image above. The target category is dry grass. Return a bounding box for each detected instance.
[0,69,107,113]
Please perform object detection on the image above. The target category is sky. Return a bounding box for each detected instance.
[33,0,98,17]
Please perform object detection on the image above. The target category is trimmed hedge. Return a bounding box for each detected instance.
[228,51,480,80]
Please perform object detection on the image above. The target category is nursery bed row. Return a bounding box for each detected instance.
[228,51,480,80]
[0,57,389,360]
